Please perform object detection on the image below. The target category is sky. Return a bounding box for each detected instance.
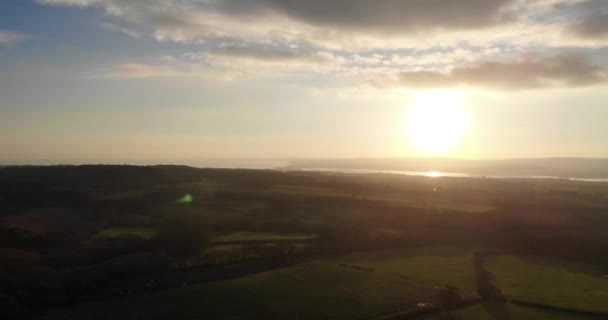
[1,0,608,164]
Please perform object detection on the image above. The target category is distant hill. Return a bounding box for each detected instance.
[285,157,608,179]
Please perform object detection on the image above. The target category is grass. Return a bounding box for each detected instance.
[369,228,405,237]
[486,255,608,313]
[46,245,608,319]
[271,184,494,213]
[210,262,438,319]
[204,244,243,253]
[415,303,605,320]
[47,246,481,320]
[3,208,86,234]
[47,262,436,320]
[0,247,46,264]
[272,184,348,196]
[94,227,157,240]
[331,246,480,293]
[211,232,317,242]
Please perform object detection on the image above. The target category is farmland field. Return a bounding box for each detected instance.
[46,247,608,320]
[415,303,606,320]
[272,184,348,196]
[212,232,318,242]
[94,227,158,240]
[2,166,608,319]
[486,255,608,312]
[331,246,480,293]
[204,244,243,253]
[45,262,435,319]
[44,246,480,320]
[271,183,495,213]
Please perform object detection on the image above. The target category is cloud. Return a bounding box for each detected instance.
[97,22,141,38]
[38,0,608,92]
[38,1,522,44]
[40,0,522,32]
[26,0,547,48]
[98,63,210,79]
[0,30,31,45]
[389,48,502,67]
[160,55,176,62]
[96,61,240,81]
[381,53,607,90]
[215,0,522,32]
[347,54,385,65]
[565,0,608,39]
[211,45,335,64]
[38,0,600,50]
[92,48,608,92]
[191,45,346,75]
[97,46,346,81]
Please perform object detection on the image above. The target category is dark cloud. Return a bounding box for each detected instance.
[391,53,607,90]
[40,0,608,47]
[567,0,608,39]
[217,0,521,32]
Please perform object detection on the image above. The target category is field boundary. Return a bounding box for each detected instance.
[370,300,608,320]
[370,297,482,320]
[510,299,608,318]
[369,250,608,320]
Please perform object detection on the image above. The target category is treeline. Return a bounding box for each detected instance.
[1,215,209,316]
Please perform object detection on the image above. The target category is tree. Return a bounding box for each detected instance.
[155,215,208,257]
[436,285,463,309]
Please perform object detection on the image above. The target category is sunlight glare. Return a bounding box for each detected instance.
[426,171,442,177]
[405,90,468,154]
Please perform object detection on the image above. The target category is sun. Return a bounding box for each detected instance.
[405,90,468,154]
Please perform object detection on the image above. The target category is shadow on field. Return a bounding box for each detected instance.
[517,255,602,277]
[434,313,465,320]
[481,302,511,320]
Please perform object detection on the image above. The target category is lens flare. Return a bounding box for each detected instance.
[176,194,193,204]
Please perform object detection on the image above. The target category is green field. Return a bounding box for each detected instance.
[272,184,348,196]
[415,303,605,320]
[211,232,318,242]
[272,184,494,213]
[204,244,244,253]
[486,255,608,313]
[332,246,480,293]
[94,227,158,240]
[46,246,479,319]
[4,166,608,320]
[47,262,436,319]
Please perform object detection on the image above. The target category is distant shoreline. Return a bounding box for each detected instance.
[2,158,608,182]
[282,167,608,183]
[282,157,608,181]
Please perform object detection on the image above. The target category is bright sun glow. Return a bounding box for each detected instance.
[425,171,442,177]
[405,90,468,154]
